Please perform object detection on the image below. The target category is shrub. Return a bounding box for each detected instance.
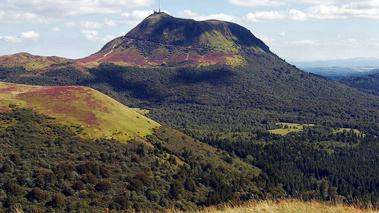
[27,188,47,202]
[95,180,111,192]
[50,194,65,208]
[72,181,85,191]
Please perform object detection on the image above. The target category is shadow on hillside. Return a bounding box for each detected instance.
[170,67,236,86]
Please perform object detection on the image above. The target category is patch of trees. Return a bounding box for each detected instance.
[195,126,379,209]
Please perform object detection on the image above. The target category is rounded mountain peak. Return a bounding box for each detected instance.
[125,12,271,53]
[84,13,273,67]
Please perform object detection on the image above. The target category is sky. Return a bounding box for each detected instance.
[0,0,378,62]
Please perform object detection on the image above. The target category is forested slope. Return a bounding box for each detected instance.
[0,107,262,212]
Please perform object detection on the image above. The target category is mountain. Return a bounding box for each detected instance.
[0,52,75,71]
[0,82,160,140]
[0,12,378,210]
[80,12,272,67]
[2,13,379,131]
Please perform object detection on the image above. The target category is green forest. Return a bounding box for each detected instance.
[0,107,263,212]
[0,62,379,211]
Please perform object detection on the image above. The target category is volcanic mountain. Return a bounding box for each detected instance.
[81,12,272,67]
[0,12,379,211]
[1,12,379,132]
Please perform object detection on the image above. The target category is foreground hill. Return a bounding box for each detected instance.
[0,108,261,212]
[0,82,159,140]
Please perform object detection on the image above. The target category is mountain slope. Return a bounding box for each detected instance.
[0,108,263,212]
[0,82,160,140]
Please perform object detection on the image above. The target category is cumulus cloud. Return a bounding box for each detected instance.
[228,0,354,7]
[120,10,153,25]
[81,30,99,40]
[178,10,238,22]
[0,0,154,23]
[2,36,23,43]
[243,1,379,22]
[105,19,118,28]
[21,31,40,39]
[0,31,40,43]
[66,21,102,29]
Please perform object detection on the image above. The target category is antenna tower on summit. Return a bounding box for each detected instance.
[154,0,162,14]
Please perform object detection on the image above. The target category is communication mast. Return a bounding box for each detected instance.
[154,0,162,14]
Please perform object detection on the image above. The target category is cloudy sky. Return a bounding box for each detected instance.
[0,0,378,62]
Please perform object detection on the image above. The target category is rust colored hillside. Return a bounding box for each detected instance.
[0,82,160,140]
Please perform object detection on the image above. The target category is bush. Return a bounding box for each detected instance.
[50,194,65,208]
[95,180,111,192]
[27,188,47,202]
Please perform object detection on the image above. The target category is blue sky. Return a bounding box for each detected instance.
[0,0,378,62]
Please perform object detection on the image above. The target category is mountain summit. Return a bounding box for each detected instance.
[82,12,272,67]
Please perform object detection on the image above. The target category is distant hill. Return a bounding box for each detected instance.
[292,58,379,79]
[292,58,379,67]
[0,82,160,140]
[338,70,379,95]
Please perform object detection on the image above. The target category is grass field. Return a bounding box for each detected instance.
[170,199,377,213]
[269,122,314,135]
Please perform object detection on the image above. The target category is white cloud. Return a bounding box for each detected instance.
[290,40,320,45]
[0,31,40,43]
[105,19,118,28]
[289,38,361,48]
[178,10,238,22]
[120,10,153,25]
[81,30,99,40]
[228,0,283,7]
[21,31,40,39]
[66,21,102,29]
[50,27,60,32]
[0,0,154,23]
[2,35,23,43]
[243,1,379,22]
[278,31,286,37]
[227,0,367,7]
[244,11,285,22]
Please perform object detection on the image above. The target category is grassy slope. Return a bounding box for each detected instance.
[0,82,160,140]
[0,52,74,71]
[173,199,377,213]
